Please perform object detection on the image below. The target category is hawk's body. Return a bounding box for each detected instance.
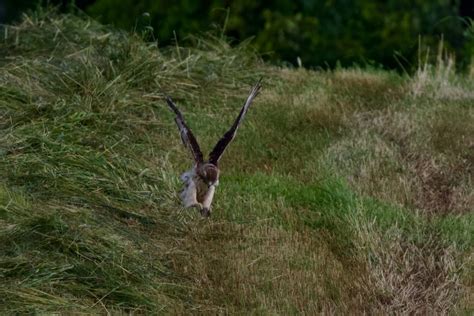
[165,79,262,217]
[180,167,217,215]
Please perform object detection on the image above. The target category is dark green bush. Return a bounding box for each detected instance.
[2,1,473,71]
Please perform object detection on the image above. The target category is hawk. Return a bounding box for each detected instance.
[166,79,262,217]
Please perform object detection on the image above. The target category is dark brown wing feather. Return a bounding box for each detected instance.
[208,78,262,165]
[165,96,204,163]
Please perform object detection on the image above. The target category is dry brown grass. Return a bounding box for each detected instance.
[330,69,406,111]
[324,93,473,215]
[411,42,474,101]
[315,65,473,314]
[171,220,375,314]
[406,154,472,214]
[324,129,413,208]
[354,218,465,314]
[460,254,474,313]
[431,107,474,162]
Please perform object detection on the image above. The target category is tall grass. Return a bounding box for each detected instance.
[0,10,472,313]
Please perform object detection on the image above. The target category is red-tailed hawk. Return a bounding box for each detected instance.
[166,79,262,217]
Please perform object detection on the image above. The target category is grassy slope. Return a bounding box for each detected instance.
[0,12,473,314]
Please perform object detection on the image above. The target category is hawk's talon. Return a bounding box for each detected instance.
[200,208,211,218]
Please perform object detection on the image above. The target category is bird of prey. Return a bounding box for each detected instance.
[165,79,262,217]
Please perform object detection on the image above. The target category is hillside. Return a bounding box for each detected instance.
[0,11,473,314]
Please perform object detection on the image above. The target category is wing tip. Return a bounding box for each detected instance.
[252,77,263,96]
[164,95,174,106]
[164,95,183,117]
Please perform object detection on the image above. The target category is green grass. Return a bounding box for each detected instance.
[0,10,473,314]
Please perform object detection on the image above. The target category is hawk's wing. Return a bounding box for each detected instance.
[166,96,204,163]
[208,79,262,165]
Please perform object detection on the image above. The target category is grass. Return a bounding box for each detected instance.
[0,10,473,314]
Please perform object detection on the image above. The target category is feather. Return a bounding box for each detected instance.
[166,96,204,163]
[208,78,262,165]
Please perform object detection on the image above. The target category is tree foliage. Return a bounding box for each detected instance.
[2,0,473,70]
[86,0,471,70]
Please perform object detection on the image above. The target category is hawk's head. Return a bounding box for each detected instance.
[198,163,220,187]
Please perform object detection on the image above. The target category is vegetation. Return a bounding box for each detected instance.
[2,1,473,70]
[0,11,473,313]
[87,0,474,69]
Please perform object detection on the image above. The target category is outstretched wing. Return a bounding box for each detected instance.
[166,96,204,163]
[208,78,262,165]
